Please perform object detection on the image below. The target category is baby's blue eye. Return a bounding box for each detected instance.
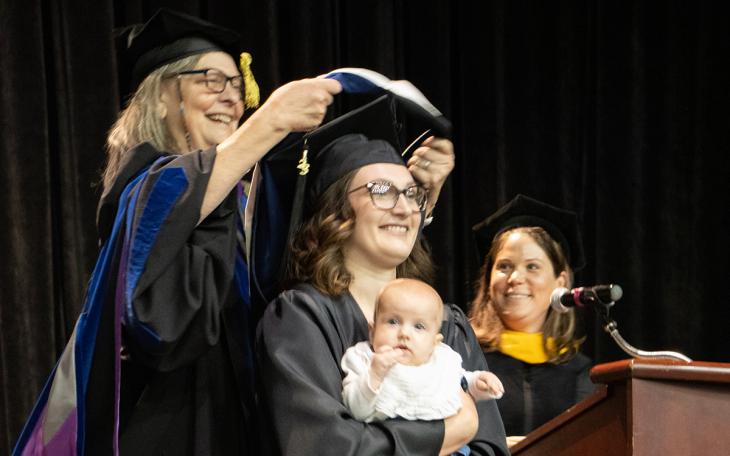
[415,323,426,331]
[387,318,399,325]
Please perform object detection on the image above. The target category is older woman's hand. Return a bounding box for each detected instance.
[261,78,342,133]
[406,136,455,217]
[204,78,340,223]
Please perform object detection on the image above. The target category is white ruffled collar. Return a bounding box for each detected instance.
[373,343,465,420]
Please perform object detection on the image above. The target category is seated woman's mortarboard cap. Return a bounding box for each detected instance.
[472,194,586,271]
[248,83,451,313]
[115,8,258,106]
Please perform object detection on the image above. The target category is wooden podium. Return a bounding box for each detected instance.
[510,358,730,455]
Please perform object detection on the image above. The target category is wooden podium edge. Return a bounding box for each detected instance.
[590,358,730,384]
[509,384,609,454]
[511,358,730,454]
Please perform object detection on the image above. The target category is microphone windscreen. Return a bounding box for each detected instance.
[595,284,623,303]
[609,284,623,302]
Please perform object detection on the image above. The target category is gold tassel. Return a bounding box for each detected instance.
[239,52,260,109]
[297,142,310,176]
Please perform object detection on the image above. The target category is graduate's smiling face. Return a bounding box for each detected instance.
[343,163,422,271]
[161,51,244,151]
[489,230,567,332]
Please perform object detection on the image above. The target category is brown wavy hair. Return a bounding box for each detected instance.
[286,169,435,296]
[469,226,582,363]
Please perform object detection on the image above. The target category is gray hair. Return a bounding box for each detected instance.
[103,54,202,191]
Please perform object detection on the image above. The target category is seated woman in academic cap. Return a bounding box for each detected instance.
[469,195,597,446]
[13,8,340,456]
[256,97,509,456]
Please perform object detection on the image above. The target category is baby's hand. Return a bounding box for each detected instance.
[475,371,504,399]
[369,345,405,390]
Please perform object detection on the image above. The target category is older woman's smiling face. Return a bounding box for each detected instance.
[162,51,244,151]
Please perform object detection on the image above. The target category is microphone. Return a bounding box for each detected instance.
[550,284,623,313]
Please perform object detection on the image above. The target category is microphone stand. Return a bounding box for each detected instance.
[593,302,692,363]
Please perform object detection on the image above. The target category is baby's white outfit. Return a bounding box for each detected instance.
[341,341,499,423]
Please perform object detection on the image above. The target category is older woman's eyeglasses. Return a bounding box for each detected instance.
[348,181,428,211]
[175,68,244,100]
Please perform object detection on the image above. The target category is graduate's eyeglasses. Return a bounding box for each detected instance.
[175,69,244,101]
[348,181,428,211]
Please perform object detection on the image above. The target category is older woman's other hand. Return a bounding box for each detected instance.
[260,78,342,133]
[406,136,455,216]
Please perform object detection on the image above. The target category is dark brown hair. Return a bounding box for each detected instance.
[286,169,434,296]
[469,226,582,363]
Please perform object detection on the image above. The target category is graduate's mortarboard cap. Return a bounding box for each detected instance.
[472,194,586,270]
[248,69,451,313]
[115,8,259,106]
[305,133,402,204]
[295,93,448,211]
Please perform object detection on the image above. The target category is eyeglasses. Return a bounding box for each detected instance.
[175,68,244,101]
[348,181,428,211]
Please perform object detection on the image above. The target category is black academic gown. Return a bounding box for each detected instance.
[483,351,595,436]
[257,284,510,456]
[84,142,257,455]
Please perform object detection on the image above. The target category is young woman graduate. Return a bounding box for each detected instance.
[254,94,509,456]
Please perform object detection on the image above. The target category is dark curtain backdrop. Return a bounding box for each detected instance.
[2,0,728,452]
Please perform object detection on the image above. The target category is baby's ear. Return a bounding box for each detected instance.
[435,333,444,344]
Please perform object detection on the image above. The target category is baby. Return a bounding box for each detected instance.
[341,278,504,423]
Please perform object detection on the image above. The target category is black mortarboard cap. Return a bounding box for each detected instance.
[472,194,586,271]
[115,8,241,95]
[306,133,402,204]
[248,87,451,314]
[296,92,449,211]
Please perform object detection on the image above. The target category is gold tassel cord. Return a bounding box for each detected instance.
[239,52,260,109]
[297,146,310,176]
